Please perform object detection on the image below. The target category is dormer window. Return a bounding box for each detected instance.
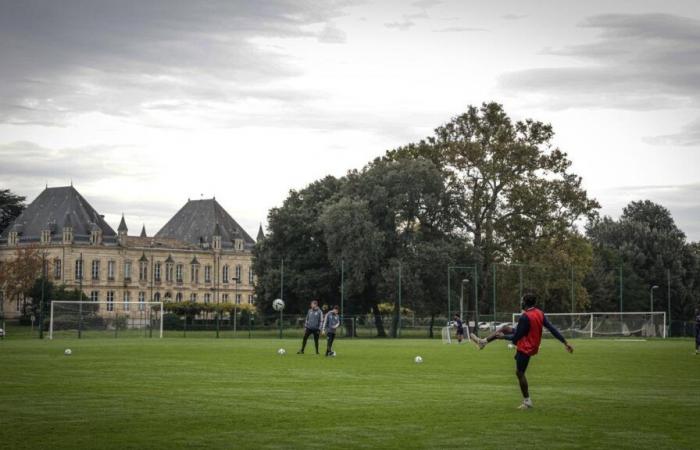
[176,264,183,283]
[41,230,51,243]
[8,231,18,245]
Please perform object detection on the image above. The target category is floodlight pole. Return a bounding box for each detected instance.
[650,285,659,329]
[666,269,671,336]
[460,279,468,319]
[340,259,344,330]
[279,307,283,340]
[398,261,402,338]
[78,252,83,339]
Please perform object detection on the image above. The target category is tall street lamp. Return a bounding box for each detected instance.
[649,285,659,314]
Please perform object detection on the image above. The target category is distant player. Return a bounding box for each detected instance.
[453,313,465,343]
[297,300,323,355]
[478,293,573,409]
[695,307,700,355]
[322,305,341,356]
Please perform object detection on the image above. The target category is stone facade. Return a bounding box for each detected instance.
[0,187,257,319]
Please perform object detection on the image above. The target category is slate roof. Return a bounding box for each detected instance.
[118,214,128,232]
[256,224,265,242]
[155,198,254,249]
[0,186,116,243]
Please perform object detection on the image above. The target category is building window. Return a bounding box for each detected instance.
[176,264,183,283]
[106,291,114,311]
[235,265,241,282]
[139,261,148,281]
[75,259,83,280]
[41,229,51,243]
[138,292,145,311]
[222,265,229,283]
[204,265,211,283]
[90,291,99,302]
[91,260,100,280]
[235,294,241,305]
[154,292,161,302]
[204,293,211,304]
[248,294,253,305]
[123,291,130,311]
[191,264,199,284]
[124,261,132,281]
[107,261,115,281]
[166,263,173,282]
[248,267,254,284]
[154,262,162,282]
[176,292,183,303]
[54,259,62,279]
[222,294,229,303]
[189,293,197,302]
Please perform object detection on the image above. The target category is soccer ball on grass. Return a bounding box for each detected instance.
[414,356,423,364]
[277,348,286,355]
[64,349,72,356]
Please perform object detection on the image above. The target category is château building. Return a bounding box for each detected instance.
[0,186,262,319]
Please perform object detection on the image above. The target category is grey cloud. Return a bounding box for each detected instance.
[411,0,442,8]
[385,20,416,31]
[499,13,700,110]
[433,26,487,33]
[0,141,156,192]
[644,119,700,146]
[317,24,347,43]
[0,0,349,126]
[502,14,526,20]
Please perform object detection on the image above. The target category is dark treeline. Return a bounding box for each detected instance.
[255,103,699,335]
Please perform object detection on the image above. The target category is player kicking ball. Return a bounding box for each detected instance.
[478,293,573,409]
[322,305,340,356]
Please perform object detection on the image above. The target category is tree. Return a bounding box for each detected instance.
[253,176,344,314]
[0,189,26,234]
[0,246,43,318]
[587,200,698,323]
[386,102,600,315]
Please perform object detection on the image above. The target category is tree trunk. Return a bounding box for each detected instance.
[372,303,386,337]
[390,299,399,338]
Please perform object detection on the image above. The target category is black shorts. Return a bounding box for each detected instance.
[456,329,465,336]
[514,351,531,373]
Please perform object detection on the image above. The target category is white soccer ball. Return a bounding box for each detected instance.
[414,356,423,364]
[64,349,72,356]
[272,299,285,311]
[277,348,286,355]
[508,344,515,349]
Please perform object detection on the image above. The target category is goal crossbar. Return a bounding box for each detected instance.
[510,311,667,338]
[49,301,164,339]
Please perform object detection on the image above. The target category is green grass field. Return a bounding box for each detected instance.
[1,336,698,449]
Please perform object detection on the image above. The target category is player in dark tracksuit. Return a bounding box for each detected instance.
[322,305,340,356]
[453,313,465,343]
[695,308,700,355]
[297,300,324,355]
[478,293,573,409]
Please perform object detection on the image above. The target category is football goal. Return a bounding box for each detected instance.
[510,312,667,338]
[49,301,164,339]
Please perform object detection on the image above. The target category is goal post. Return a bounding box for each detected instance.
[510,312,667,338]
[49,301,164,339]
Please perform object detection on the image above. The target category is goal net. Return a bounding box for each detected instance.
[49,301,164,339]
[510,312,667,338]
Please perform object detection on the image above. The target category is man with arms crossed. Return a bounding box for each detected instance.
[297,300,324,355]
[479,293,573,409]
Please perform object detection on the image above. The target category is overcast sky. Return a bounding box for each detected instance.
[1,0,699,240]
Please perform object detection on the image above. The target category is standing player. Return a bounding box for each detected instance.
[297,300,324,355]
[695,307,700,355]
[453,313,465,344]
[478,293,573,409]
[322,305,341,356]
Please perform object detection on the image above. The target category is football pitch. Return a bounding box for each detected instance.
[1,338,698,449]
